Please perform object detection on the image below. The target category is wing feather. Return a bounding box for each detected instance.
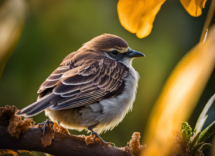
[37,66,70,94]
[50,90,105,110]
[38,56,129,111]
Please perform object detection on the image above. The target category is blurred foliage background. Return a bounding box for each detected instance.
[0,0,214,156]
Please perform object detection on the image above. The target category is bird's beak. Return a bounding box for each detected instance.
[128,48,145,58]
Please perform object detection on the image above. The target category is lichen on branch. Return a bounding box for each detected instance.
[0,105,145,156]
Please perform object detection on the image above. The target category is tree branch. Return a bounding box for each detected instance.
[0,126,133,156]
[0,106,144,156]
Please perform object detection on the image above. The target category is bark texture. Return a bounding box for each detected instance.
[0,105,144,156]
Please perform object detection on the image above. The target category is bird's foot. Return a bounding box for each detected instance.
[38,119,54,135]
[87,127,109,145]
[91,131,109,145]
[88,124,112,145]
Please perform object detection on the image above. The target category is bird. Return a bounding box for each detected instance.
[16,34,145,144]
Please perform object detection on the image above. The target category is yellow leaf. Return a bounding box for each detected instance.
[0,0,26,79]
[117,0,166,38]
[180,0,207,17]
[142,26,215,156]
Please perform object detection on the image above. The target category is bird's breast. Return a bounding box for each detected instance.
[97,66,139,131]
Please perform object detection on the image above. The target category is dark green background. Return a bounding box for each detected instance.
[0,0,214,155]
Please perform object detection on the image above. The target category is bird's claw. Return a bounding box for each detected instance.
[88,124,112,145]
[38,119,54,135]
[91,131,109,145]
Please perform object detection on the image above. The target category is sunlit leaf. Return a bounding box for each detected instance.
[182,129,188,144]
[191,131,201,148]
[180,0,207,17]
[194,94,215,135]
[0,0,26,80]
[181,122,192,144]
[117,0,166,38]
[142,26,215,156]
[199,121,215,143]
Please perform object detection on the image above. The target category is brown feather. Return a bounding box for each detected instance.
[37,34,130,111]
[80,34,128,51]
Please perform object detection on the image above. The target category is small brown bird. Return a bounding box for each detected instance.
[17,34,145,143]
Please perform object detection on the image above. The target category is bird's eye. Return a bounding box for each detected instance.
[112,50,118,55]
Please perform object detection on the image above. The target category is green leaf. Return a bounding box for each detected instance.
[194,94,215,137]
[190,131,201,148]
[198,121,215,143]
[181,122,192,144]
[192,142,204,155]
[182,129,186,142]
[200,143,212,151]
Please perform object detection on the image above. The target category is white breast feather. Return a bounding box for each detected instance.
[95,62,139,133]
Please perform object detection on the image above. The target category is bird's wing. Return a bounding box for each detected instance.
[37,66,70,95]
[49,58,129,110]
[17,54,129,117]
[37,51,78,95]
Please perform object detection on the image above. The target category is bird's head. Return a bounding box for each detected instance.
[80,34,145,66]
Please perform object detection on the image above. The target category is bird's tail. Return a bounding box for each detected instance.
[16,94,58,117]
